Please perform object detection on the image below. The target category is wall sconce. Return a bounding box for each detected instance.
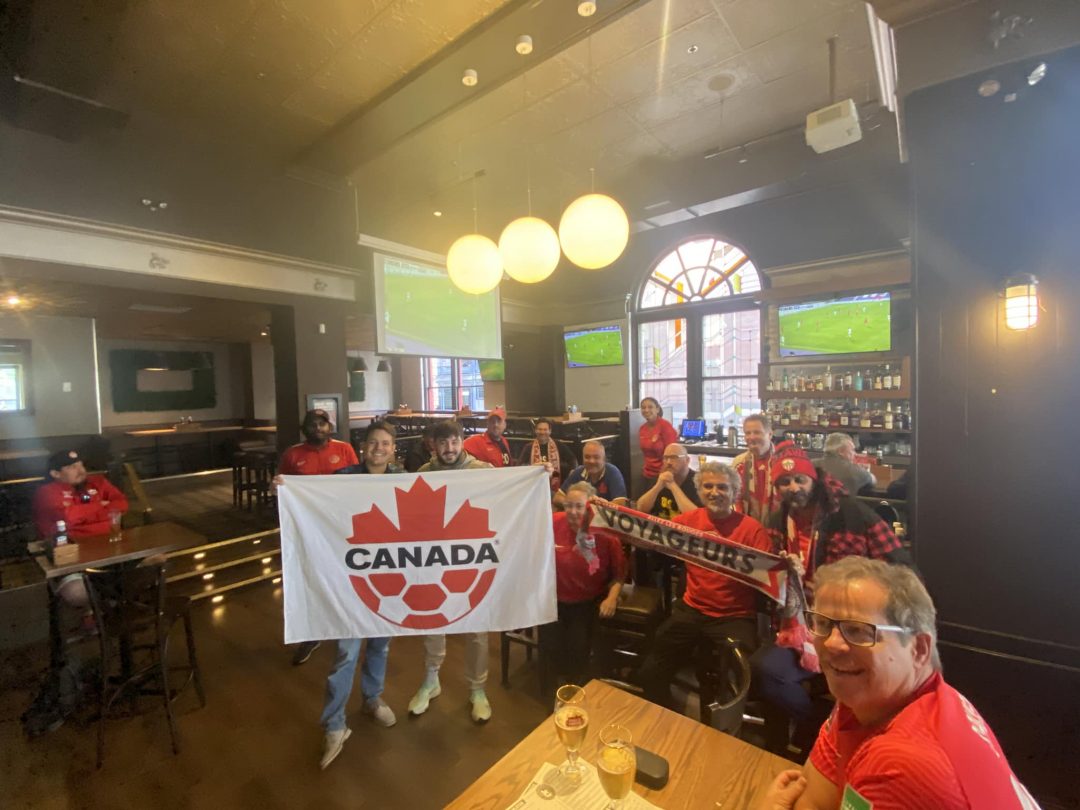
[353,357,368,372]
[1002,273,1039,330]
[376,360,390,372]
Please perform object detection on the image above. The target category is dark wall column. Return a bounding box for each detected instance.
[271,300,351,454]
[908,45,1080,667]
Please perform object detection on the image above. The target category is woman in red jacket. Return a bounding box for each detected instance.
[638,397,678,496]
[541,482,625,686]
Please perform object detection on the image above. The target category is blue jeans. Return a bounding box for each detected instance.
[320,637,391,732]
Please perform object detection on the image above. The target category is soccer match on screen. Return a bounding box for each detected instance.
[564,325,624,368]
[778,292,891,356]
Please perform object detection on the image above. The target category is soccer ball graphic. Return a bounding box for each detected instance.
[347,477,499,630]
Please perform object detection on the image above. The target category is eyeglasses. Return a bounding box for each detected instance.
[804,611,911,647]
[662,454,687,461]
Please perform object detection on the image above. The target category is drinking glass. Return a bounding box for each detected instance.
[597,723,636,809]
[108,511,123,543]
[553,684,588,783]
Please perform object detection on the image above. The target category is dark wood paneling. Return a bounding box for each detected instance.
[909,45,1080,658]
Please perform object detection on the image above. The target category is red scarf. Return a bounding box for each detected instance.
[530,439,561,491]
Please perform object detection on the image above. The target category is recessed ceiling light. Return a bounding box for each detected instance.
[1004,92,1017,103]
[577,0,596,17]
[1027,62,1047,86]
[260,330,268,337]
[433,210,443,217]
[687,44,699,54]
[6,295,21,306]
[978,79,1000,97]
[516,35,533,55]
[462,69,478,87]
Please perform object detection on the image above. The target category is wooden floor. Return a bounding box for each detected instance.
[1,585,554,809]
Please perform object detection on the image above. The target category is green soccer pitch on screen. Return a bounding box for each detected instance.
[778,292,891,357]
[564,325,624,368]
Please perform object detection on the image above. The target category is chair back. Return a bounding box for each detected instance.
[83,564,167,640]
[697,639,752,736]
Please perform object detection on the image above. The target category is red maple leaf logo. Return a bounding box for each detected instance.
[346,476,499,630]
[346,476,496,544]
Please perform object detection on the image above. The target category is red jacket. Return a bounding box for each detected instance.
[278,440,358,475]
[552,512,625,603]
[462,432,513,467]
[33,475,129,539]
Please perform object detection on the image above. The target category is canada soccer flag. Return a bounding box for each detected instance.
[278,466,556,642]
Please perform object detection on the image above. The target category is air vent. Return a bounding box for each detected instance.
[128,304,192,314]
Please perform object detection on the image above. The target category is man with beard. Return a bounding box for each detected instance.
[732,414,780,525]
[635,462,772,708]
[634,443,701,520]
[752,442,911,756]
[517,418,576,494]
[462,406,513,467]
[279,409,359,666]
[411,419,495,723]
[759,558,1038,810]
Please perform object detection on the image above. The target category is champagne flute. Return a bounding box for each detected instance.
[553,684,588,783]
[597,723,636,809]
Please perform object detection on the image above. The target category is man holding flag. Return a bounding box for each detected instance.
[635,461,773,708]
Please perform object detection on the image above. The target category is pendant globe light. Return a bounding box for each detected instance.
[446,174,503,295]
[558,187,629,269]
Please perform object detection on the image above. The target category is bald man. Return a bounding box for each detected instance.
[635,443,702,520]
[554,441,628,507]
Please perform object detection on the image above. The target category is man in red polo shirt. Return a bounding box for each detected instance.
[759,557,1038,810]
[635,461,772,708]
[279,409,358,665]
[462,407,513,467]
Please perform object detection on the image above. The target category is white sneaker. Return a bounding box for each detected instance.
[319,727,351,770]
[408,678,442,716]
[363,697,397,727]
[470,689,492,723]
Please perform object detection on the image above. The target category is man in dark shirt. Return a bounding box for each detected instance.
[635,443,702,520]
[554,441,628,506]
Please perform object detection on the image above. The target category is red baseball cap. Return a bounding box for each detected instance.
[487,406,507,421]
[771,441,818,481]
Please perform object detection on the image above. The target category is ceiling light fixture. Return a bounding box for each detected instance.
[6,295,21,306]
[1027,62,1047,86]
[577,0,596,17]
[141,197,168,212]
[516,35,533,55]
[376,359,390,372]
[462,69,478,87]
[433,210,442,217]
[978,79,1001,97]
[687,44,699,54]
[447,174,502,295]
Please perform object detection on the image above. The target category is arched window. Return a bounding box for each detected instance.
[635,237,763,430]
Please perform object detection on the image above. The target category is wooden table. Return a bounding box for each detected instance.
[447,679,790,809]
[125,424,276,475]
[33,522,206,670]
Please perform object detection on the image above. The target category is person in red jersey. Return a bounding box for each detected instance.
[462,406,513,467]
[731,413,779,525]
[278,409,358,666]
[33,449,128,540]
[759,557,1039,810]
[541,481,625,686]
[635,461,772,708]
[278,408,358,477]
[637,397,677,496]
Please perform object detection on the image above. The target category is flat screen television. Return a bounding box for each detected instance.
[373,252,502,359]
[564,324,624,368]
[778,292,892,357]
[679,419,707,440]
[478,359,505,382]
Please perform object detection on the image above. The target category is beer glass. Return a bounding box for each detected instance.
[597,723,635,809]
[553,684,588,782]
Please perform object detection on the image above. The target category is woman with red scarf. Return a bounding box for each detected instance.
[638,397,678,496]
[541,482,626,686]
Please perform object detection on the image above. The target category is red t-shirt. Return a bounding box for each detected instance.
[672,508,772,618]
[639,418,678,479]
[809,673,1036,809]
[278,440,358,475]
[33,475,130,539]
[462,432,512,467]
[552,512,626,603]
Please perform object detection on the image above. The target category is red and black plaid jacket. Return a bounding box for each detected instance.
[770,471,912,584]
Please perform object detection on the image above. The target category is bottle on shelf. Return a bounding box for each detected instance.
[859,402,872,429]
[892,365,903,390]
[884,402,895,430]
[824,366,833,391]
[839,402,850,427]
[873,369,884,390]
[844,368,853,390]
[854,369,864,392]
[782,370,790,392]
[882,364,892,391]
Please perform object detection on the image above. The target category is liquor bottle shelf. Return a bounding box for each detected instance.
[763,389,910,400]
[776,423,911,434]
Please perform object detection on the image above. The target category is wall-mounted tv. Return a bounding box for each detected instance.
[564,324,624,368]
[478,359,505,382]
[373,252,502,360]
[778,292,892,357]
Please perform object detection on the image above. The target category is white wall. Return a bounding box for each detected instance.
[251,341,276,421]
[347,350,393,414]
[563,318,632,412]
[97,338,246,427]
[0,313,101,439]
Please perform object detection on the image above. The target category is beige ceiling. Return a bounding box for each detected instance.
[7,0,886,252]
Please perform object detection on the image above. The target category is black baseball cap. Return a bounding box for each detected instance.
[302,409,334,429]
[47,449,83,472]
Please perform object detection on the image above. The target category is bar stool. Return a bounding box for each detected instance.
[500,627,550,695]
[593,585,664,685]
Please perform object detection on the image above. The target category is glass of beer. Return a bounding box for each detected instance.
[553,684,588,782]
[597,723,636,809]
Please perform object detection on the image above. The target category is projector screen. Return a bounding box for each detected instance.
[374,252,502,360]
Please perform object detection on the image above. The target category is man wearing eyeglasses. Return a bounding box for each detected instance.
[634,443,701,520]
[752,441,912,756]
[760,557,1038,810]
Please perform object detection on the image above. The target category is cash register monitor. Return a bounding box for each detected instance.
[679,419,707,441]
